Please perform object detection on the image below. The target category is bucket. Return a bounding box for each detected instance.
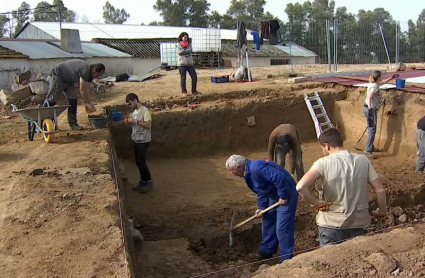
[88,115,108,129]
[111,111,122,121]
[396,79,405,88]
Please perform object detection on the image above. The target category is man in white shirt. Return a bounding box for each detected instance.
[125,93,153,193]
[296,128,387,245]
[363,71,398,157]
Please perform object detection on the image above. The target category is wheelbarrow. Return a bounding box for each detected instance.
[11,104,70,143]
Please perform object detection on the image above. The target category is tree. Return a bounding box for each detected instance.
[154,0,189,26]
[12,2,31,37]
[102,1,130,24]
[284,2,311,44]
[188,0,210,27]
[0,15,10,38]
[148,21,162,25]
[80,14,89,23]
[33,0,76,22]
[208,10,222,28]
[226,0,266,29]
[153,0,211,27]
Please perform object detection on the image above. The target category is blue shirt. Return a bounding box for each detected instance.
[244,159,297,210]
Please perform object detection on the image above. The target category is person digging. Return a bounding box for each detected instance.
[43,59,105,130]
[268,124,305,181]
[226,154,298,262]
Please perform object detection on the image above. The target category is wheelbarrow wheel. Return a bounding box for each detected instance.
[42,119,55,143]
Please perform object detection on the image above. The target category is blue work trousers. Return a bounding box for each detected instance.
[259,195,297,262]
[363,106,377,153]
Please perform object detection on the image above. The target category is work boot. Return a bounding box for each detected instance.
[139,180,154,193]
[372,147,380,152]
[364,151,374,158]
[70,124,84,130]
[132,181,144,191]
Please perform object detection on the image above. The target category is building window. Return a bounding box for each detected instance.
[270,59,290,65]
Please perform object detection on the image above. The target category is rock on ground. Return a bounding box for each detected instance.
[365,252,398,275]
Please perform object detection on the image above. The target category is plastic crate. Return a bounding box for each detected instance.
[211,75,229,83]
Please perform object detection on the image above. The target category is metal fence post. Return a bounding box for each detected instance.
[326,19,331,72]
[334,19,338,71]
[396,21,400,64]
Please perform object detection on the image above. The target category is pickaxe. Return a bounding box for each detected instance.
[229,202,279,247]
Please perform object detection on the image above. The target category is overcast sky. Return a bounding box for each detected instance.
[3,0,424,28]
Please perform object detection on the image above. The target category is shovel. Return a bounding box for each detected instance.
[229,202,280,247]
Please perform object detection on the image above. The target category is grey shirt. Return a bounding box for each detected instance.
[177,44,194,66]
[51,59,92,84]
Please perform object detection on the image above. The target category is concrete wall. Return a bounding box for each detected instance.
[0,57,133,90]
[133,58,160,75]
[224,56,316,68]
[292,56,316,64]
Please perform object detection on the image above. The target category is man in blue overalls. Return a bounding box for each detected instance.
[226,154,298,261]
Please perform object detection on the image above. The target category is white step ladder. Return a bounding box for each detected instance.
[304,92,334,139]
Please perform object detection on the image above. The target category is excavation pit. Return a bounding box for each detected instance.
[109,87,425,278]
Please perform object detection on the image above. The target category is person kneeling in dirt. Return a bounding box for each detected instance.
[296,128,387,246]
[125,93,153,193]
[226,154,298,261]
[268,124,304,181]
[43,59,105,130]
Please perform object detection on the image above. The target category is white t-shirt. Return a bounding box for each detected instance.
[364,83,381,109]
[313,150,379,229]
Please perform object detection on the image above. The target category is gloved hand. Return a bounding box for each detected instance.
[85,103,96,114]
[313,200,333,211]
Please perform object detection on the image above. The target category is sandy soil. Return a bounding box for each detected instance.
[0,130,128,278]
[1,62,424,278]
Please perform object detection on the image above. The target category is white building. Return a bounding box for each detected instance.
[0,37,132,90]
[15,22,317,75]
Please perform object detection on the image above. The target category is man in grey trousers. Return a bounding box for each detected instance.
[416,116,425,173]
[43,59,105,130]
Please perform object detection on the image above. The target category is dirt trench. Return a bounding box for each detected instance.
[108,87,425,278]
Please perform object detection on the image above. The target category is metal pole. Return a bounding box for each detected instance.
[379,23,391,65]
[289,26,294,74]
[246,50,251,81]
[396,21,399,64]
[59,10,62,40]
[326,19,331,72]
[236,21,239,67]
[334,19,338,71]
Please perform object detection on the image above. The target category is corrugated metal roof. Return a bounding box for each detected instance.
[221,40,289,58]
[94,38,177,58]
[19,22,254,41]
[0,45,28,59]
[0,40,131,59]
[94,38,290,58]
[274,44,318,57]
